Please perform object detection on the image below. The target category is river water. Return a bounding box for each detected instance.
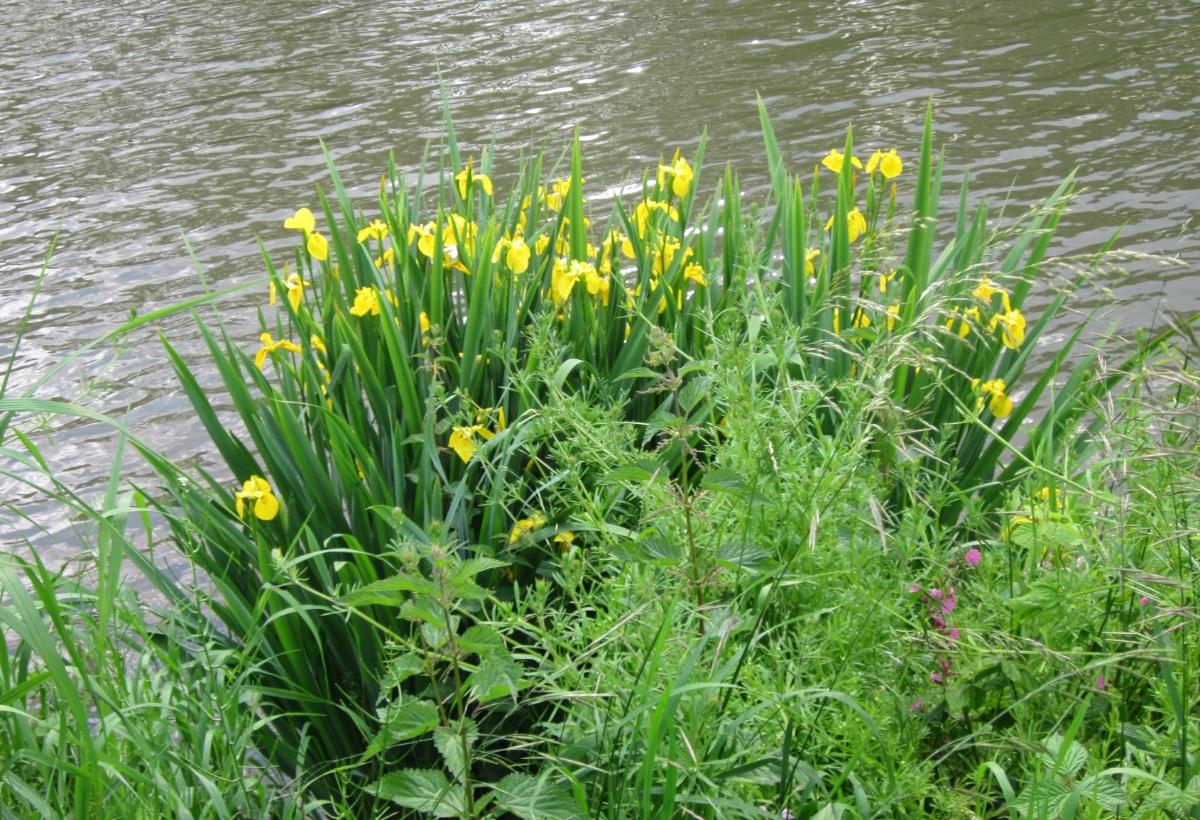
[2,0,1198,558]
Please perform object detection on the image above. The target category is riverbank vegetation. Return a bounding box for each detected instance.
[2,102,1198,818]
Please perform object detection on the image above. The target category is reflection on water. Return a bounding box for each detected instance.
[2,0,1198,557]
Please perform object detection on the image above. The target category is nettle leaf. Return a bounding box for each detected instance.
[1007,580,1065,619]
[453,556,509,581]
[468,650,523,704]
[458,625,506,658]
[491,773,583,820]
[343,573,438,607]
[715,541,774,572]
[374,768,466,817]
[362,698,439,762]
[700,469,749,494]
[603,461,667,485]
[434,721,478,784]
[400,598,446,626]
[677,377,708,412]
[380,652,425,691]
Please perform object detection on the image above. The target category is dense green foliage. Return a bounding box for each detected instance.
[2,104,1198,818]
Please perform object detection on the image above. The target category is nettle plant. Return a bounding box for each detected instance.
[142,100,1176,808]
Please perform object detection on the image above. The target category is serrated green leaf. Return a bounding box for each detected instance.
[714,541,773,572]
[434,722,477,784]
[467,651,523,704]
[363,699,439,762]
[492,773,583,820]
[1042,734,1089,777]
[381,653,426,690]
[374,768,465,817]
[459,625,506,658]
[701,469,748,493]
[343,573,438,607]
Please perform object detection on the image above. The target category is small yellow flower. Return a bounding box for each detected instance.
[972,276,1010,310]
[805,248,820,276]
[235,475,279,521]
[310,334,327,355]
[449,425,495,464]
[865,149,903,179]
[283,272,306,312]
[945,306,982,338]
[657,149,694,198]
[974,378,1014,419]
[551,258,582,305]
[886,303,901,331]
[683,263,707,287]
[419,311,431,334]
[509,513,547,544]
[821,149,863,175]
[284,208,316,234]
[584,263,611,306]
[356,219,389,243]
[254,332,302,370]
[989,308,1027,349]
[493,234,531,275]
[306,231,328,261]
[554,531,576,552]
[375,247,395,269]
[455,162,494,198]
[409,221,438,259]
[852,309,871,330]
[545,177,578,211]
[349,287,381,317]
[879,270,897,294]
[847,208,867,243]
[823,208,868,242]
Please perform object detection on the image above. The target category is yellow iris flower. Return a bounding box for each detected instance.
[254,332,302,370]
[349,287,381,317]
[866,149,903,179]
[806,248,820,275]
[821,149,863,174]
[823,207,867,243]
[284,272,306,312]
[492,234,531,274]
[306,231,328,261]
[657,150,694,198]
[989,308,1027,349]
[235,475,279,521]
[584,264,611,306]
[974,378,1014,419]
[449,425,495,464]
[356,219,389,243]
[284,208,315,234]
[455,163,494,198]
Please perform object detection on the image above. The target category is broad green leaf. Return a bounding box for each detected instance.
[374,768,465,817]
[491,773,583,820]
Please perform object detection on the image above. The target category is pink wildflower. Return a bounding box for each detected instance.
[964,548,982,567]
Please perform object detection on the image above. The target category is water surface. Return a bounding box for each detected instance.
[2,0,1198,557]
